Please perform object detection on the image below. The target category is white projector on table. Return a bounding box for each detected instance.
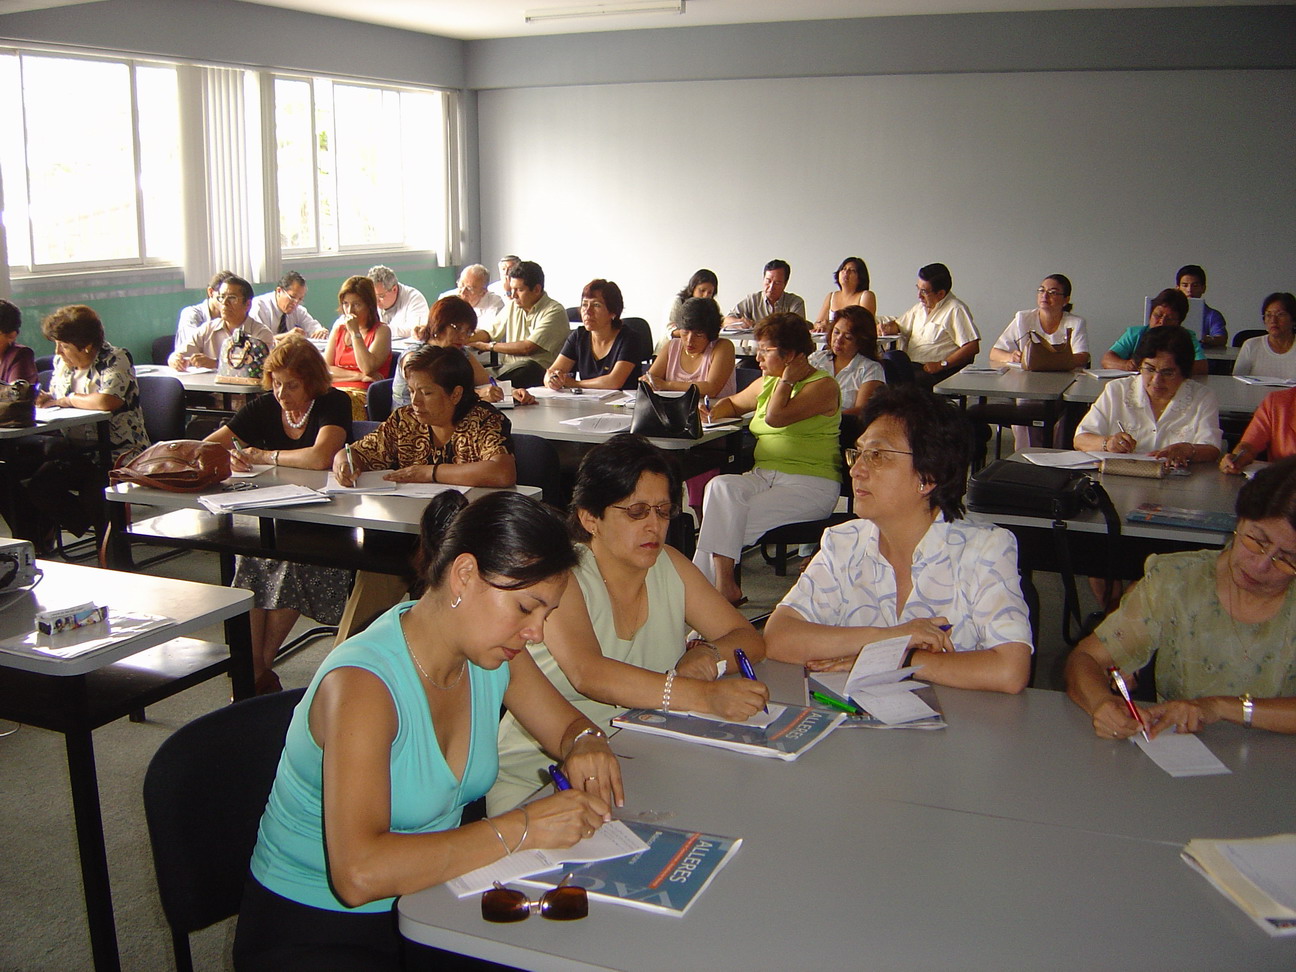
[0,538,38,591]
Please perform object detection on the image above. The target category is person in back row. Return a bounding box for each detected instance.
[169,274,275,371]
[1233,292,1296,382]
[250,270,327,340]
[439,264,504,331]
[1101,287,1208,376]
[879,262,980,389]
[1176,263,1227,348]
[469,260,569,388]
[369,264,429,341]
[724,259,805,327]
[174,269,232,351]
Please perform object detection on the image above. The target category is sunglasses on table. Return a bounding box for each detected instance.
[481,875,588,923]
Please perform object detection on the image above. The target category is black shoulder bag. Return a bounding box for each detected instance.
[630,385,701,439]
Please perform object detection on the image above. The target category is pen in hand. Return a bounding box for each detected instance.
[1107,666,1150,741]
[344,443,355,485]
[733,647,767,714]
[548,764,572,791]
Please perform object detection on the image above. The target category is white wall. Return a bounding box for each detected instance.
[478,69,1296,350]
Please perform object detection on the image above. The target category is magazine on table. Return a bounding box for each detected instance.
[1183,835,1296,936]
[611,703,843,761]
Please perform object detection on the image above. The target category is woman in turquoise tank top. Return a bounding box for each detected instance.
[234,492,622,969]
[692,313,842,605]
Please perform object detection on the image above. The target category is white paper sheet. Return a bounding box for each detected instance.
[558,413,633,433]
[1021,450,1099,469]
[320,470,398,493]
[225,464,273,480]
[1133,732,1231,777]
[682,703,785,729]
[851,683,938,724]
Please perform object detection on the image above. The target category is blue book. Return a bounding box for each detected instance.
[611,704,843,761]
[1125,503,1236,533]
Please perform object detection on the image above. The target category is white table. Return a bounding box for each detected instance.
[0,561,253,972]
[507,394,745,452]
[399,670,1296,971]
[1064,373,1268,420]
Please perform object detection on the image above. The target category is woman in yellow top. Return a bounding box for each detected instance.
[692,313,841,605]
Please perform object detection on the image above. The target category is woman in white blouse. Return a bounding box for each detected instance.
[764,385,1032,694]
[1234,293,1296,382]
[1073,325,1221,464]
[807,306,886,418]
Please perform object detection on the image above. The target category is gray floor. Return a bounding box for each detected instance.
[0,519,1093,972]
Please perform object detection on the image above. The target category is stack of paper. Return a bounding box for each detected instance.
[558,413,633,433]
[836,635,939,725]
[612,704,843,760]
[1234,375,1296,388]
[1183,835,1296,936]
[961,365,1009,375]
[197,483,328,513]
[1083,368,1130,379]
[1020,450,1100,469]
[0,612,173,660]
[530,386,623,402]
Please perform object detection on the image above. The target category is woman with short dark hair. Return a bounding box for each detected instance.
[765,385,1033,695]
[1233,292,1296,382]
[545,279,640,391]
[813,256,877,331]
[489,434,767,814]
[808,305,885,418]
[641,297,736,399]
[0,299,37,385]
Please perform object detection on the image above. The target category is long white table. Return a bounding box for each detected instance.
[0,561,253,972]
[507,393,745,451]
[398,666,1296,971]
[1064,372,1270,420]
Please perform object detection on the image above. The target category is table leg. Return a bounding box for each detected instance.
[226,608,255,701]
[64,726,122,972]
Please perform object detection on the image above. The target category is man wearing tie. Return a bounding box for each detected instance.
[249,270,327,340]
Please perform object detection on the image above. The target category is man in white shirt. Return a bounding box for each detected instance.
[469,260,569,387]
[880,263,980,388]
[169,275,275,370]
[487,254,521,299]
[174,269,232,352]
[369,264,430,341]
[249,270,327,340]
[724,259,806,326]
[439,264,504,330]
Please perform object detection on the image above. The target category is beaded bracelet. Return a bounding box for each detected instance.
[662,668,677,711]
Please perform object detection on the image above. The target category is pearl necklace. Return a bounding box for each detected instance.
[407,642,468,690]
[284,399,314,430]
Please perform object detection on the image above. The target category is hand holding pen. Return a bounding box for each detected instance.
[733,648,768,714]
[1106,666,1150,741]
[1107,421,1136,454]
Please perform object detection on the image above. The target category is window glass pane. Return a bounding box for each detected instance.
[400,89,444,253]
[0,51,32,268]
[135,64,181,261]
[275,77,316,251]
[333,83,402,248]
[22,55,138,264]
[314,78,337,252]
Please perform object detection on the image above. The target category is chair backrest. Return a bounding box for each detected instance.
[566,305,581,323]
[137,375,187,442]
[35,355,56,374]
[620,317,654,366]
[367,378,394,422]
[37,369,54,391]
[735,366,762,393]
[880,349,915,386]
[350,419,379,442]
[513,432,565,507]
[142,687,305,944]
[152,334,176,365]
[1232,328,1265,348]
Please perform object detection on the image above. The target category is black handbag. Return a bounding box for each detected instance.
[630,385,701,439]
[0,379,36,428]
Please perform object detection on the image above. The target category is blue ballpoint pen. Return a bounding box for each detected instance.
[548,764,572,790]
[733,648,767,713]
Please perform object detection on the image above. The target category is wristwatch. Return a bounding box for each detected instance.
[1240,693,1255,728]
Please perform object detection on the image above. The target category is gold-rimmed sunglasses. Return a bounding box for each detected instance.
[481,875,588,923]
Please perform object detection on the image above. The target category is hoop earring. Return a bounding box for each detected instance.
[450,595,462,609]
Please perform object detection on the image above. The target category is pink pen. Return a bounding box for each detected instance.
[1107,666,1149,741]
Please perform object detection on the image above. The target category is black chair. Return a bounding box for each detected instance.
[1232,329,1265,347]
[35,354,55,373]
[880,350,915,386]
[152,334,176,365]
[621,316,654,365]
[138,375,186,442]
[514,432,564,507]
[367,378,394,422]
[566,306,581,323]
[350,419,379,442]
[37,368,54,391]
[735,366,762,393]
[143,687,305,972]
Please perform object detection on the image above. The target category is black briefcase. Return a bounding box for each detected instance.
[966,459,1093,520]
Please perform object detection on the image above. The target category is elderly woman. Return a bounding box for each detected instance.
[693,313,841,606]
[663,268,719,340]
[808,305,885,418]
[765,386,1032,694]
[324,274,392,419]
[1102,287,1208,376]
[394,296,498,409]
[13,305,148,550]
[1233,292,1296,382]
[0,300,37,385]
[642,296,736,399]
[545,279,640,391]
[489,435,768,814]
[813,256,877,331]
[234,491,619,968]
[205,336,352,693]
[1075,326,1222,465]
[1066,456,1296,736]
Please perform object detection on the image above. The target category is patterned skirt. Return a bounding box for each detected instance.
[232,556,352,624]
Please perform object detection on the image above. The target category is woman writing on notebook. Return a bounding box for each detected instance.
[206,336,352,693]
[1065,457,1296,737]
[488,434,767,815]
[764,386,1033,694]
[235,491,619,968]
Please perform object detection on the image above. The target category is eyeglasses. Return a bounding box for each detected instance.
[610,501,680,521]
[214,293,247,304]
[1138,365,1181,380]
[278,290,304,305]
[1037,288,1065,298]
[481,877,588,923]
[845,447,914,470]
[1234,531,1296,576]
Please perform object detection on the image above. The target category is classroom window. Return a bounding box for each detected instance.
[274,75,446,256]
[0,50,180,272]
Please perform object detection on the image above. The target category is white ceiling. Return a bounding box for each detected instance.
[227,0,1288,41]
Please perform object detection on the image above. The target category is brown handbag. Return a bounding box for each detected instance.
[1021,328,1074,372]
[108,439,232,492]
[0,379,36,428]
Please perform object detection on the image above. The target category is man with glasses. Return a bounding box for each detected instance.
[370,264,430,340]
[469,260,568,388]
[174,269,233,352]
[880,262,980,389]
[250,270,326,340]
[439,264,503,329]
[169,275,274,370]
[488,254,521,299]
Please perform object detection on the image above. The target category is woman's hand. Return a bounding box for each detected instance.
[480,383,504,403]
[699,676,769,721]
[228,449,253,473]
[1105,431,1136,454]
[343,314,363,336]
[561,736,624,809]
[1089,697,1148,739]
[36,390,55,407]
[1007,350,1023,364]
[520,790,612,851]
[1145,698,1221,737]
[1151,442,1193,467]
[674,642,721,681]
[1220,450,1251,475]
[896,617,954,653]
[781,354,813,385]
[805,653,858,673]
[383,464,434,484]
[331,451,358,487]
[513,387,536,406]
[545,370,572,391]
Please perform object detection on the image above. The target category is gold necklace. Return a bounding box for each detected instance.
[407,642,467,690]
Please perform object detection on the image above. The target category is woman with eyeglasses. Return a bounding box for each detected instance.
[544,279,640,391]
[1074,326,1222,465]
[1066,456,1296,737]
[235,491,619,969]
[693,313,841,606]
[1233,292,1296,382]
[488,434,768,815]
[764,386,1032,694]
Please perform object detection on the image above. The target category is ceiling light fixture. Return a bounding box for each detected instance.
[525,0,684,25]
